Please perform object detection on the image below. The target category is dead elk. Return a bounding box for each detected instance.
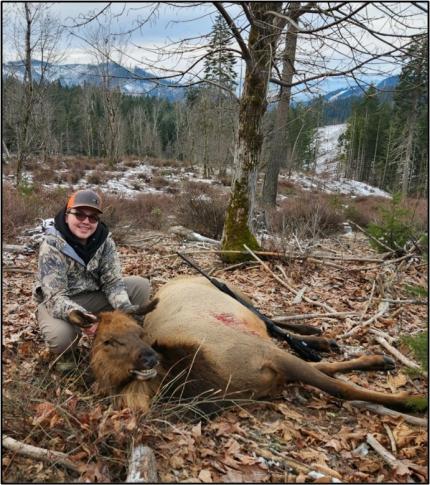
[90,276,427,415]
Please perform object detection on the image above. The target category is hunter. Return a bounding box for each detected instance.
[33,189,151,371]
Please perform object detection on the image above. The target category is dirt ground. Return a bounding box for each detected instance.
[2,229,428,483]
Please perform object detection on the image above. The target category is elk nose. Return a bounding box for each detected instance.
[138,349,158,369]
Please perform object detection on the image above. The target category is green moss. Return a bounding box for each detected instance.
[401,331,428,370]
[221,180,261,263]
[404,284,428,298]
[404,395,428,412]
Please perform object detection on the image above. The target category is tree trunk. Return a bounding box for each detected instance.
[16,2,34,187]
[221,2,282,263]
[400,98,418,196]
[262,2,300,208]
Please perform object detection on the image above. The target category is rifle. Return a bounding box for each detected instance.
[176,252,321,362]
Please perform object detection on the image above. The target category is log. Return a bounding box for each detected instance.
[383,423,397,454]
[2,435,81,473]
[348,220,396,254]
[341,301,390,338]
[366,434,403,468]
[4,244,31,253]
[374,336,423,372]
[351,253,418,271]
[177,248,385,263]
[169,226,219,245]
[349,401,427,427]
[273,311,358,322]
[3,267,35,274]
[126,445,158,483]
[365,434,426,476]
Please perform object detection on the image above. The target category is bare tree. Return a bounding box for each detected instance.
[86,20,126,165]
[4,2,64,186]
[59,2,426,247]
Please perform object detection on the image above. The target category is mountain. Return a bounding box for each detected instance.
[3,59,399,112]
[301,75,399,124]
[2,60,184,101]
[321,75,399,103]
[290,75,399,103]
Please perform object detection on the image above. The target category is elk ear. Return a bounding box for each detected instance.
[135,298,159,316]
[69,309,100,328]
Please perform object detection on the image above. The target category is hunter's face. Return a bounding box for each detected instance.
[65,207,99,243]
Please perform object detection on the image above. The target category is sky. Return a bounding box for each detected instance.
[2,2,427,95]
[2,2,223,63]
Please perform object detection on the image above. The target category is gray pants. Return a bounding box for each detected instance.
[37,276,151,354]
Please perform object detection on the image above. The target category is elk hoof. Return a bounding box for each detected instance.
[328,339,340,353]
[382,355,396,371]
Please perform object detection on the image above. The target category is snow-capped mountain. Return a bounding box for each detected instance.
[290,75,399,104]
[322,75,399,103]
[4,59,399,105]
[3,60,184,101]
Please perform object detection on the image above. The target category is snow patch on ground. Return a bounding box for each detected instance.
[4,123,390,201]
[288,173,391,198]
[286,123,391,198]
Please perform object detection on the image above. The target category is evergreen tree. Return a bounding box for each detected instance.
[340,35,428,196]
[340,85,390,186]
[389,35,428,195]
[203,14,237,91]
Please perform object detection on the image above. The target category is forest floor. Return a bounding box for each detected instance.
[2,226,428,483]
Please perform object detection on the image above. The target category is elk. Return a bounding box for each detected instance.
[87,276,426,415]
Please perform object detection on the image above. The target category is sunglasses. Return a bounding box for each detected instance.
[68,210,100,224]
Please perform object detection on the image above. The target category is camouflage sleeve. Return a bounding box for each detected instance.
[38,241,88,320]
[98,236,132,310]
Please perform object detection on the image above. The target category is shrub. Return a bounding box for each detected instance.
[102,192,175,240]
[3,184,68,242]
[86,169,109,185]
[151,176,171,190]
[345,195,428,236]
[278,178,299,196]
[217,173,232,187]
[366,193,423,253]
[269,192,345,240]
[403,197,428,233]
[32,166,57,184]
[175,182,228,239]
[344,196,391,227]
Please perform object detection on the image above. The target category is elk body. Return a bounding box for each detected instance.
[90,276,426,414]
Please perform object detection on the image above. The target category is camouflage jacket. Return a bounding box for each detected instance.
[33,227,132,320]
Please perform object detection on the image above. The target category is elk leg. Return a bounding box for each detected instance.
[276,352,426,411]
[275,322,321,335]
[312,355,396,377]
[289,333,340,353]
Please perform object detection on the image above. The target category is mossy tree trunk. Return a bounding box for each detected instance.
[220,2,282,263]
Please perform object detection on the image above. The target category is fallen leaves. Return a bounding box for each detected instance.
[2,231,428,483]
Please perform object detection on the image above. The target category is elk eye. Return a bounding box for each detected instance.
[103,338,124,346]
